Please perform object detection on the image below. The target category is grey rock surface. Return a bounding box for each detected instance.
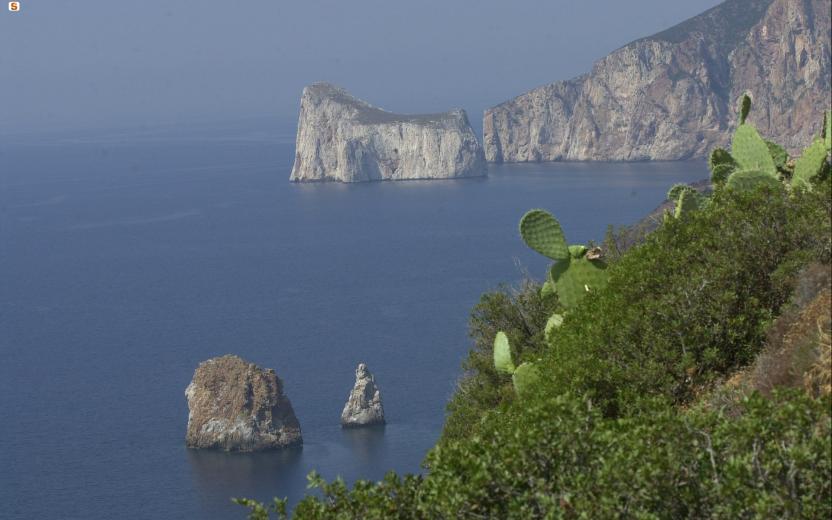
[185,355,302,451]
[484,0,831,162]
[290,83,485,182]
[340,363,385,427]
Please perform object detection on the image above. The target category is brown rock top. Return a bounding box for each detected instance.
[185,355,302,451]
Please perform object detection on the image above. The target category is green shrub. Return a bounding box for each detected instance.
[412,392,832,520]
[240,392,831,519]
[541,181,831,416]
[441,279,557,442]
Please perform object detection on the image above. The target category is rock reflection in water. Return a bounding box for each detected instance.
[341,424,387,466]
[186,446,304,515]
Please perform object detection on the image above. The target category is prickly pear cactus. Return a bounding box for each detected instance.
[717,94,785,192]
[792,138,829,190]
[519,210,568,260]
[667,183,693,202]
[667,184,701,219]
[540,280,556,299]
[674,189,699,219]
[731,125,777,177]
[726,169,782,192]
[519,209,608,309]
[709,148,738,185]
[765,140,789,173]
[711,94,828,194]
[493,331,515,375]
[511,362,541,397]
[492,332,541,397]
[549,255,608,309]
[738,94,752,125]
[544,313,563,343]
[568,244,587,258]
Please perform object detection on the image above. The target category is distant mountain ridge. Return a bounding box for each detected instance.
[484,0,831,163]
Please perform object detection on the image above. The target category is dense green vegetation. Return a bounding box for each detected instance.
[238,101,832,518]
[442,280,557,442]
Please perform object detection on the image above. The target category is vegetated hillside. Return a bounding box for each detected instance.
[238,104,832,518]
[484,0,831,162]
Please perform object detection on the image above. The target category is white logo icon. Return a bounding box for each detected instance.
[9,2,20,12]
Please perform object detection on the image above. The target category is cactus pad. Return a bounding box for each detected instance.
[568,244,588,258]
[674,189,699,219]
[540,280,555,299]
[512,362,541,397]
[667,183,693,202]
[765,140,789,172]
[726,169,782,192]
[731,125,777,177]
[493,331,515,375]
[711,163,735,185]
[519,210,569,260]
[549,257,608,309]
[792,138,829,190]
[738,94,751,125]
[709,148,737,185]
[544,313,563,343]
[709,148,736,172]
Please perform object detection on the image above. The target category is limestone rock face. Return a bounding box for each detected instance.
[185,355,302,451]
[484,0,831,162]
[290,83,486,182]
[340,363,385,427]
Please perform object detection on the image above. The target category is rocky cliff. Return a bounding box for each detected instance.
[290,83,485,182]
[185,355,302,451]
[484,0,831,162]
[341,363,385,427]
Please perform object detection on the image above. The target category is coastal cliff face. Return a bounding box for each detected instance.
[484,0,831,162]
[290,83,485,182]
[185,355,302,451]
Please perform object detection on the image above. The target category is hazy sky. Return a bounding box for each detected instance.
[0,0,723,134]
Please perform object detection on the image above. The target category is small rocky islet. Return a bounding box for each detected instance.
[184,355,302,452]
[185,356,385,451]
[341,363,385,428]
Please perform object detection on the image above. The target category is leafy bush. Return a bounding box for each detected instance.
[708,263,831,413]
[239,392,831,519]
[540,181,831,416]
[441,279,557,442]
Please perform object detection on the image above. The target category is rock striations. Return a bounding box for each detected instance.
[185,355,302,451]
[290,83,485,182]
[341,363,385,427]
[484,0,831,162]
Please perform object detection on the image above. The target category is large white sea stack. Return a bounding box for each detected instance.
[290,83,485,182]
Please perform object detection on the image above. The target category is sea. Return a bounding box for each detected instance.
[0,119,707,519]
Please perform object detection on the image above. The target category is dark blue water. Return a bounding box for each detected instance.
[0,123,707,519]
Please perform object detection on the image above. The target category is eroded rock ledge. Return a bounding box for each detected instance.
[290,83,486,182]
[185,355,302,451]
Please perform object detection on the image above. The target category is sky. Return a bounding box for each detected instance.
[0,0,724,134]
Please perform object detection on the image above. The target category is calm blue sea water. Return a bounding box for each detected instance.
[0,122,707,519]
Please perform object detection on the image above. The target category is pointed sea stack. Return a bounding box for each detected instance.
[341,363,385,427]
